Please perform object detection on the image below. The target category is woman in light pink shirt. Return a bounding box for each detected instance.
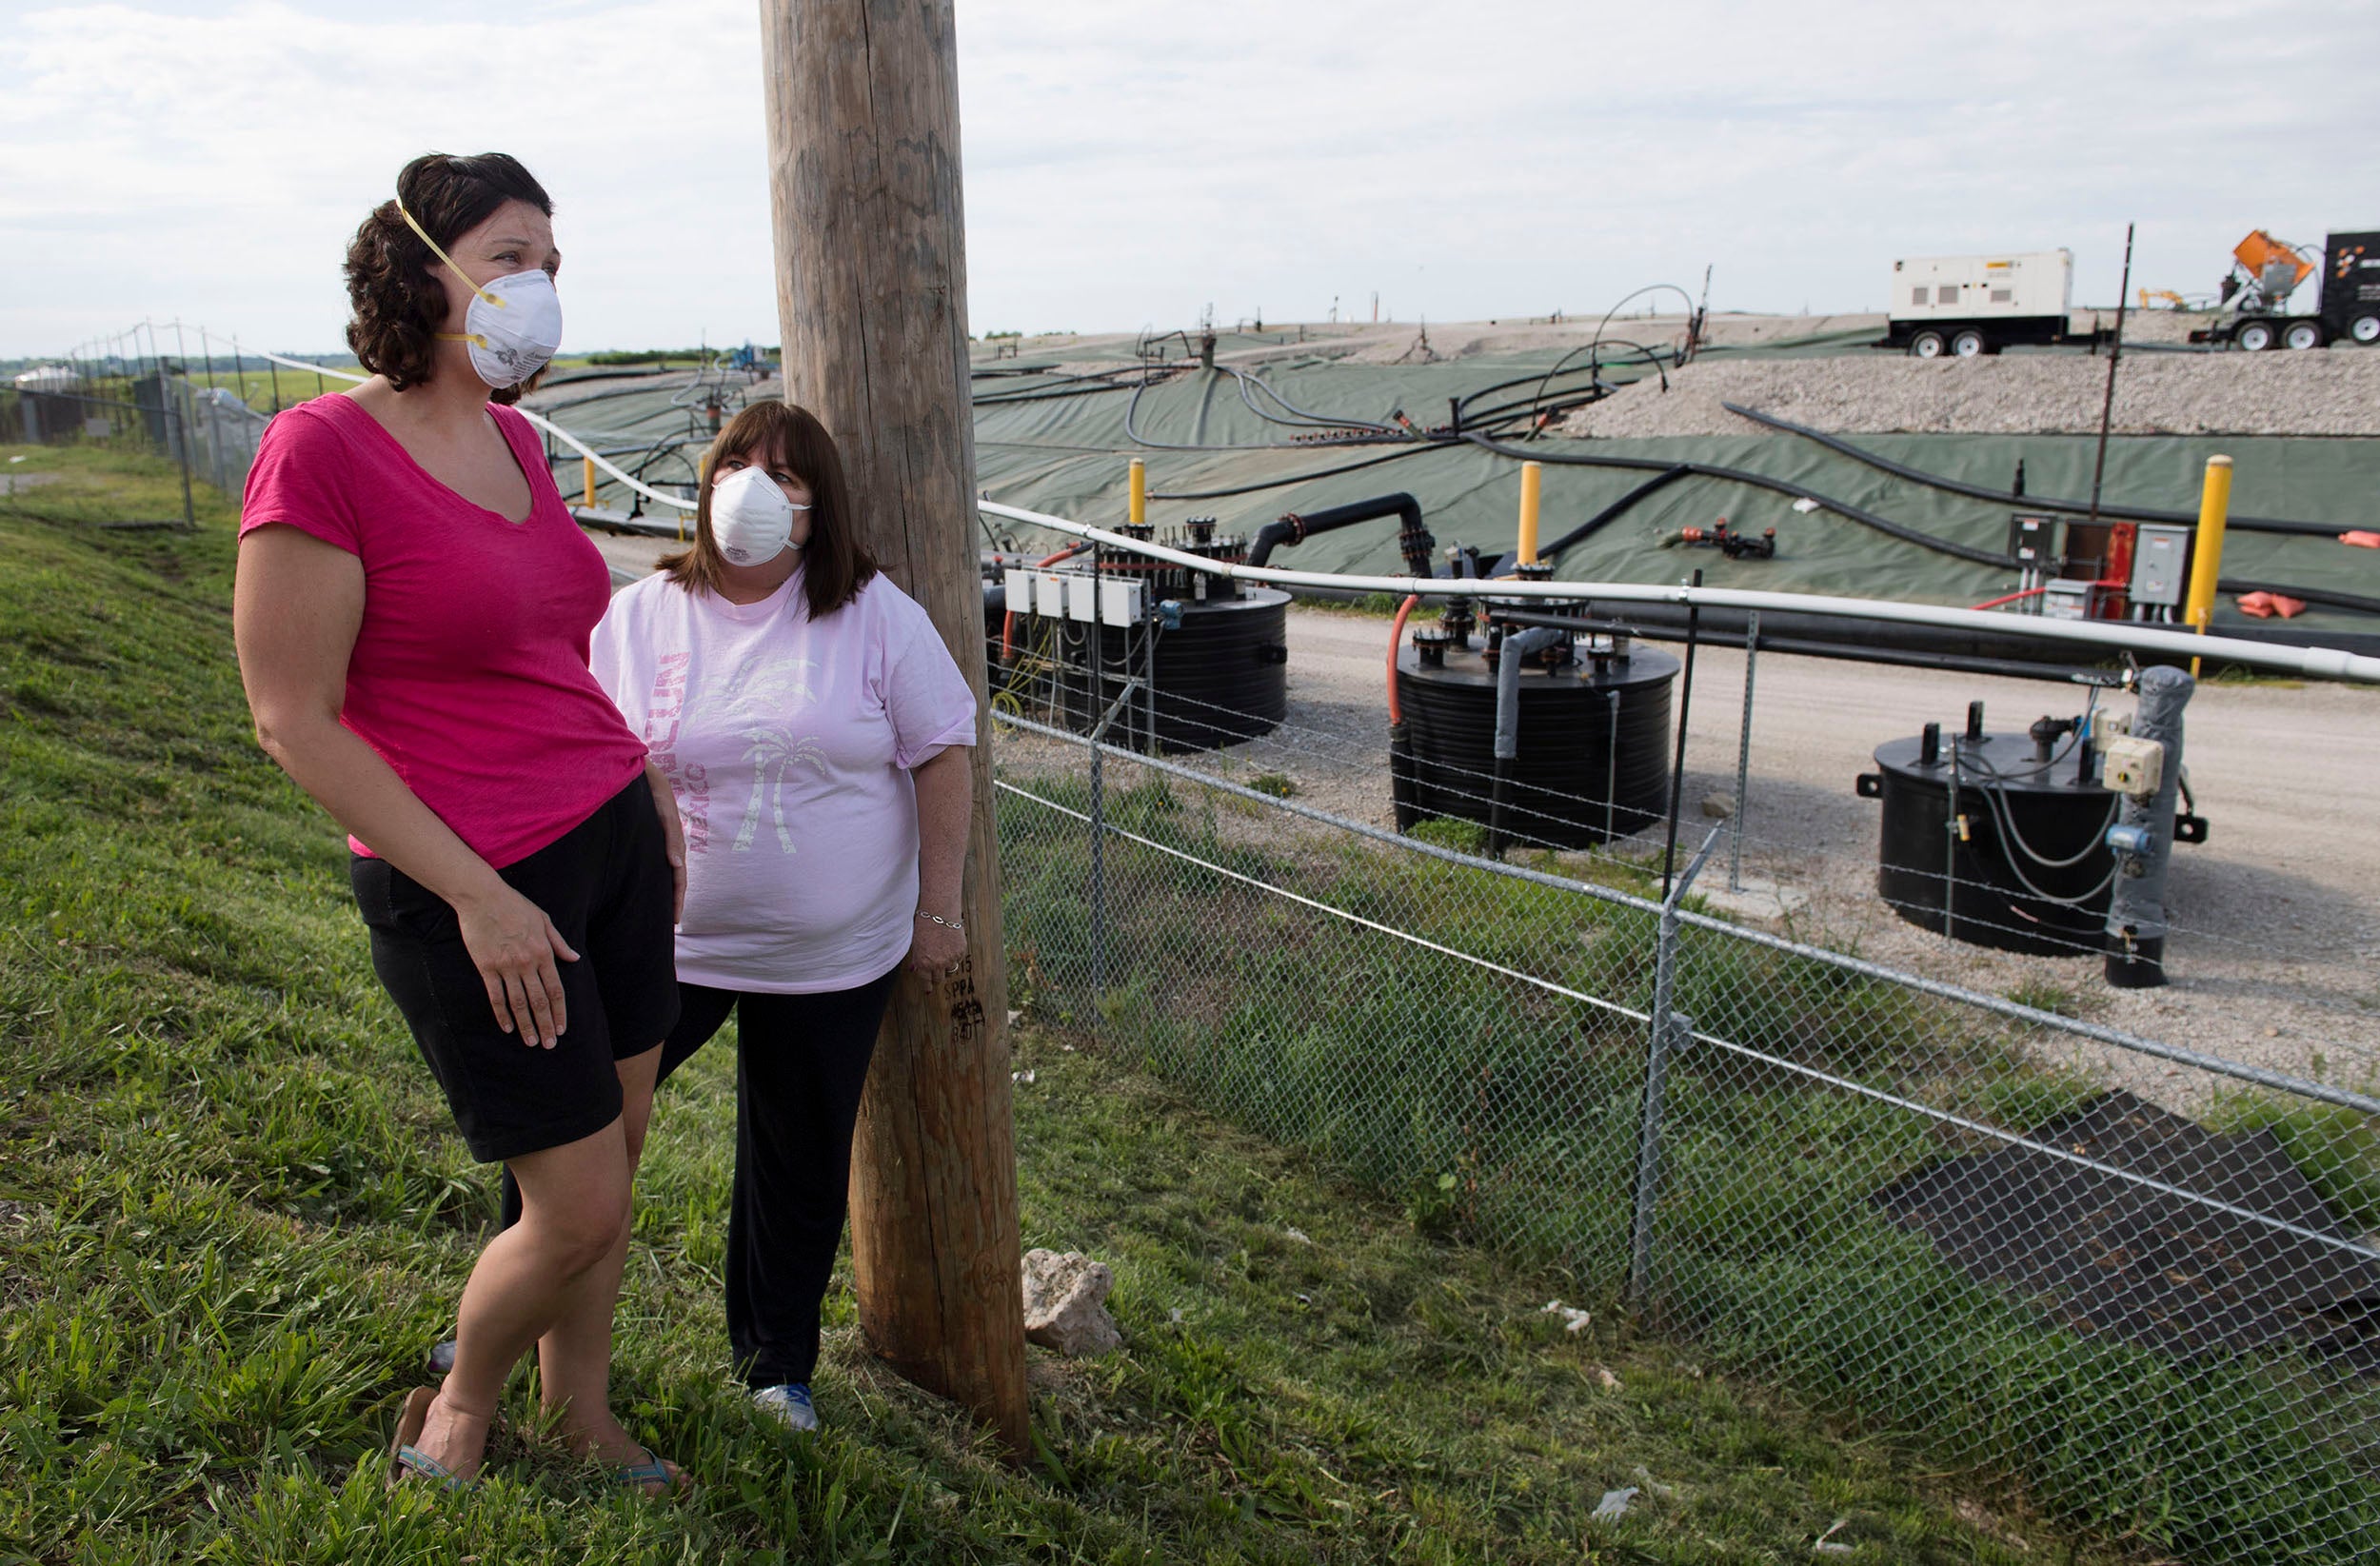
[588,399,978,1433]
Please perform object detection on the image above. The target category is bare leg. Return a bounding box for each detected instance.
[536,1043,666,1477]
[411,1117,632,1481]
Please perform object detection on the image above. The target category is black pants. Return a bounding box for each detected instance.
[502,969,898,1388]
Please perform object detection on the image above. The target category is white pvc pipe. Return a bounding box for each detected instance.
[227,337,700,513]
[979,499,2380,684]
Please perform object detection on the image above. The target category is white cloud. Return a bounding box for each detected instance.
[3,0,2373,355]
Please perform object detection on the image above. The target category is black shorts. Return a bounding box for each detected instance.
[351,775,682,1163]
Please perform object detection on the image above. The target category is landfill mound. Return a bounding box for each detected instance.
[1562,350,2380,440]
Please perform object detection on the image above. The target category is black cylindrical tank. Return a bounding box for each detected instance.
[1396,642,1678,847]
[1862,717,2117,955]
[982,579,1008,671]
[1051,587,1292,753]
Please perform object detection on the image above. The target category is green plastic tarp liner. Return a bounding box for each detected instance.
[527,356,2380,637]
[968,367,2380,637]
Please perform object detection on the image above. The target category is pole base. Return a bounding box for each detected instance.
[2104,935,2168,989]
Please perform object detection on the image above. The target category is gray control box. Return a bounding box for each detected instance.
[2129,524,2191,607]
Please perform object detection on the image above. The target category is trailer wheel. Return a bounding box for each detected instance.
[2349,313,2380,347]
[1950,329,1988,358]
[2235,320,2274,352]
[1909,330,1946,359]
[2284,321,2324,350]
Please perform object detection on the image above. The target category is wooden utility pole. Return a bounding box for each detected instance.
[758,0,1028,1454]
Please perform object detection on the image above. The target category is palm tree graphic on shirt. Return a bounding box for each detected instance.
[734,729,828,853]
[721,651,823,855]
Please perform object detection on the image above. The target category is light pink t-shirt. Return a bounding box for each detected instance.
[589,566,977,994]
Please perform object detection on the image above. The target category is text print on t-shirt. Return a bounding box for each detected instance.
[643,652,712,854]
[721,649,824,855]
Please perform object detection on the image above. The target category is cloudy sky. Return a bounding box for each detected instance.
[2,0,2371,358]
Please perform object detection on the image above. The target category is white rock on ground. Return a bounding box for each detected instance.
[1021,1248,1123,1357]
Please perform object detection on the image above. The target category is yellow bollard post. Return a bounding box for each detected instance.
[2183,454,2232,678]
[1517,460,1543,565]
[582,455,597,509]
[1128,458,1146,526]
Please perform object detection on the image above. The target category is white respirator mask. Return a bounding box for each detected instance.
[709,464,810,566]
[397,201,564,389]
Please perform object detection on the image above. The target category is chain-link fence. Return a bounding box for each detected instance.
[988,641,2380,1561]
[9,323,395,523]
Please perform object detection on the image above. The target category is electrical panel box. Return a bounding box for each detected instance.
[2007,512,2062,571]
[1032,571,1071,620]
[2041,580,2092,621]
[1003,567,1030,618]
[1889,250,2073,323]
[2129,524,2191,607]
[2102,735,2165,796]
[1098,579,1144,626]
[1065,573,1099,623]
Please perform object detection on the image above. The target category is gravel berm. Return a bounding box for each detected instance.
[1562,349,2380,440]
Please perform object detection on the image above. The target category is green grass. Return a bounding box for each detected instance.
[0,443,2134,1562]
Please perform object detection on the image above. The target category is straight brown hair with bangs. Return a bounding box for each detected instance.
[660,400,878,620]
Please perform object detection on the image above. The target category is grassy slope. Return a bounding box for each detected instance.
[0,443,2117,1563]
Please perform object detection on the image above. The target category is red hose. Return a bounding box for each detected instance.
[1386,594,1418,724]
[1971,585,2049,612]
[1001,544,1093,662]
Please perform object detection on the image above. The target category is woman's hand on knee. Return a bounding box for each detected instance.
[455,882,580,1047]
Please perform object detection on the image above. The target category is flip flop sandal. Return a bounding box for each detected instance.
[385,1386,477,1494]
[615,1444,692,1498]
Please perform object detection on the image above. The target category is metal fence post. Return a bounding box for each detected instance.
[1630,823,1722,1310]
[1084,674,1141,1013]
[1088,728,1104,1009]
[170,377,195,529]
[1729,611,1758,893]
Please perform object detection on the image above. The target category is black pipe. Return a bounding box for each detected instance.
[1485,606,2125,686]
[1459,431,2014,567]
[1565,597,2380,671]
[1246,492,1432,573]
[1539,465,1693,561]
[1721,401,2356,539]
[1458,431,2380,617]
[1149,442,1442,502]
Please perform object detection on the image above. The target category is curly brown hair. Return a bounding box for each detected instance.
[343,152,554,405]
[660,400,880,621]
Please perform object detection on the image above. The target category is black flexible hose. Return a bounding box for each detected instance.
[1457,431,2013,565]
[1538,465,1693,560]
[1460,431,2380,615]
[1146,442,1448,501]
[1721,401,2355,538]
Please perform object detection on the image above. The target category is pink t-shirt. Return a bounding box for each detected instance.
[590,566,978,993]
[239,394,649,867]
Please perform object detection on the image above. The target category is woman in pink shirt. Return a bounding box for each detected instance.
[234,153,686,1495]
[587,398,978,1434]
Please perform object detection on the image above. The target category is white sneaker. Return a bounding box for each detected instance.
[752,1382,818,1433]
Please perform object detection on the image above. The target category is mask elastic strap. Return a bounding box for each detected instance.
[395,201,504,309]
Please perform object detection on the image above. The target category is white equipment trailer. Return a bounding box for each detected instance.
[1879,250,2113,357]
